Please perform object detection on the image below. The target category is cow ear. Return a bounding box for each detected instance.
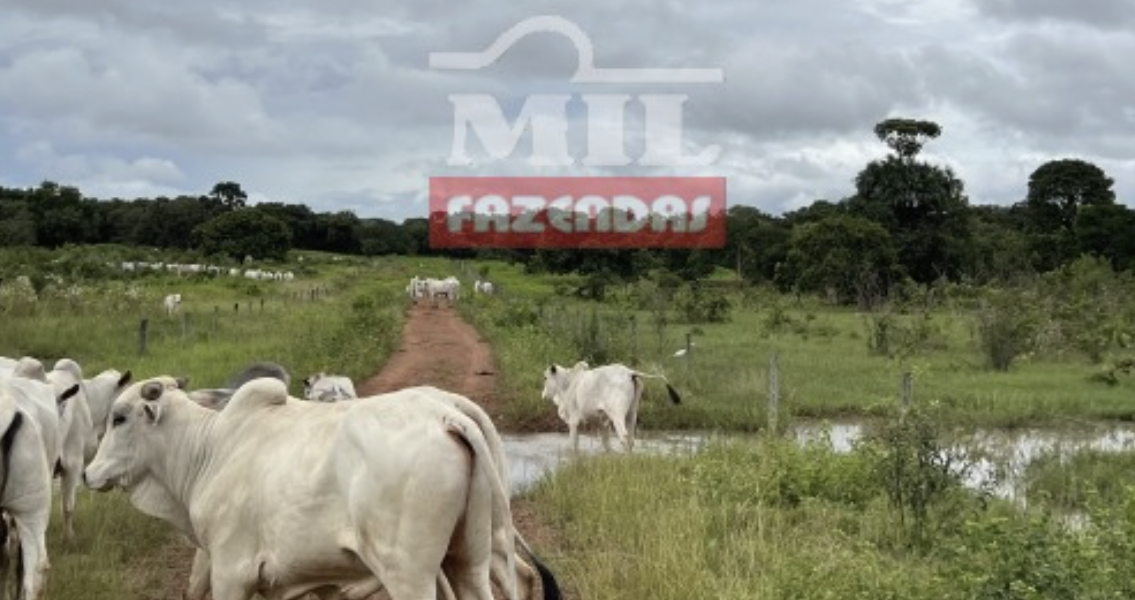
[548,365,556,374]
[175,376,190,390]
[60,383,81,402]
[118,370,133,388]
[143,403,163,424]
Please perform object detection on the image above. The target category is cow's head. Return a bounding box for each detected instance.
[302,373,327,400]
[83,377,183,492]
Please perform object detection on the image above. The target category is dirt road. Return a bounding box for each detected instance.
[357,304,500,415]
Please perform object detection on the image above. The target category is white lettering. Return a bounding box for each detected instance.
[443,193,718,235]
[638,94,720,167]
[448,94,572,167]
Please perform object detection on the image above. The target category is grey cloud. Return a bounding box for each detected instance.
[972,0,1135,30]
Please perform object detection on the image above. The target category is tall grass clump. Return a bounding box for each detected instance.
[531,415,1135,599]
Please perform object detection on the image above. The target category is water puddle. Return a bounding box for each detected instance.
[505,423,1135,502]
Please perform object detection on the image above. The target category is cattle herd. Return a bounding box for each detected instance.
[1,335,681,599]
[405,276,497,307]
[120,262,297,282]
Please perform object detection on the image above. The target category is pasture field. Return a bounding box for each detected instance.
[457,259,1135,599]
[459,260,1135,431]
[0,246,410,599]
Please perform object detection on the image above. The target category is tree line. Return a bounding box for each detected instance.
[1,117,1132,301]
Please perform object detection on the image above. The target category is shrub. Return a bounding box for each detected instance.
[974,288,1039,371]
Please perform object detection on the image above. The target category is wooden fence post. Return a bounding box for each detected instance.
[769,353,780,433]
[684,332,693,374]
[900,370,913,415]
[630,315,638,365]
[138,318,149,355]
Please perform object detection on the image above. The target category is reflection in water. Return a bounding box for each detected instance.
[505,423,1135,502]
[502,432,705,495]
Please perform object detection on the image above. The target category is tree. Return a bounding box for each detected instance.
[209,181,248,211]
[873,118,942,161]
[192,209,292,261]
[849,118,971,283]
[777,214,900,307]
[1025,158,1116,232]
[725,205,790,282]
[1021,158,1117,271]
[1075,204,1135,272]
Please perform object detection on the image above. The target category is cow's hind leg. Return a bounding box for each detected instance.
[59,464,81,544]
[14,515,49,600]
[612,413,632,453]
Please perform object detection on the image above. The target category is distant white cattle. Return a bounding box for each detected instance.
[302,373,358,402]
[84,378,524,600]
[475,280,496,295]
[424,276,460,307]
[542,362,682,453]
[163,293,182,317]
[406,276,427,304]
[1,369,80,599]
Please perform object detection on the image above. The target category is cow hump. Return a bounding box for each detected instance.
[222,377,289,415]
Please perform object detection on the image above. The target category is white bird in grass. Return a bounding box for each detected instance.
[672,343,697,358]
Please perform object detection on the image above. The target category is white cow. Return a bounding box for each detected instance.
[407,276,429,304]
[45,359,97,543]
[84,369,134,442]
[302,373,358,402]
[424,277,460,307]
[541,362,682,453]
[474,280,495,295]
[1,373,79,600]
[163,293,182,317]
[181,385,561,600]
[84,377,523,600]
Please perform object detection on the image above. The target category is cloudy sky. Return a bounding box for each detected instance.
[2,0,1133,221]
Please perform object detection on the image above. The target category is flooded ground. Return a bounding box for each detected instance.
[504,422,1135,502]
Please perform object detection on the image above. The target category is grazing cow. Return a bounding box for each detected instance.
[84,378,523,600]
[1,373,79,600]
[302,373,358,402]
[542,362,682,453]
[163,293,182,317]
[474,280,495,295]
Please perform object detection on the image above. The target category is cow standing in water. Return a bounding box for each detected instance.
[542,362,682,453]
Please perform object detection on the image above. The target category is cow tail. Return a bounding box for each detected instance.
[446,414,520,600]
[631,371,682,405]
[514,533,563,600]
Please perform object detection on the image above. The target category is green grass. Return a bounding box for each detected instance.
[456,273,1135,430]
[0,249,418,599]
[530,434,1135,600]
[1025,449,1135,510]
